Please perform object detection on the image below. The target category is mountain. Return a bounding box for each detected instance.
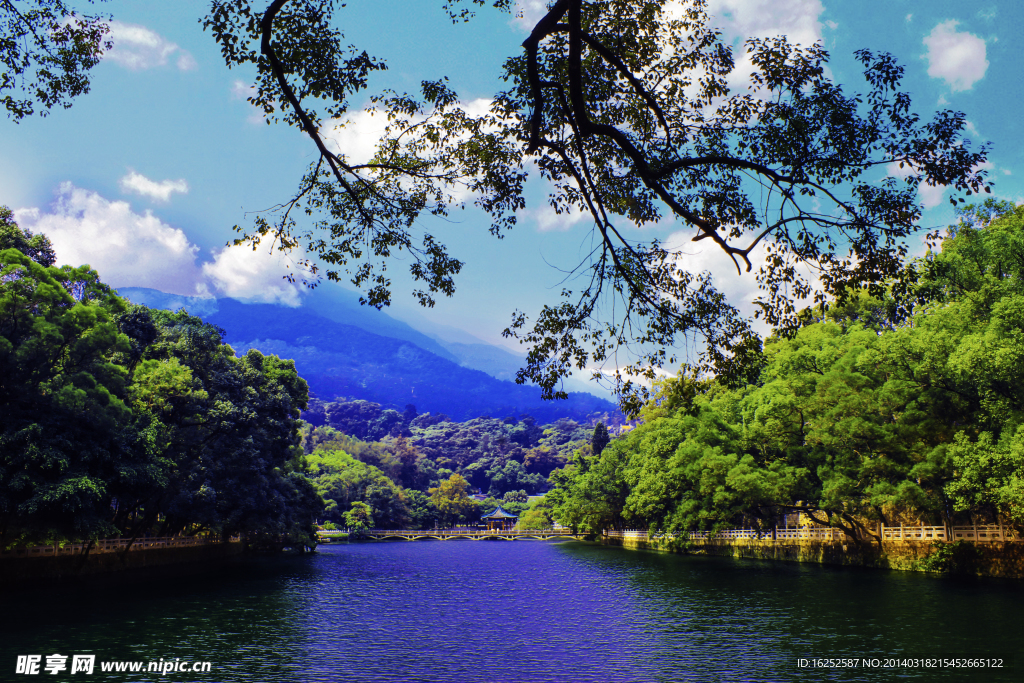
[118,289,619,423]
[395,309,609,397]
[119,285,613,401]
[117,286,459,363]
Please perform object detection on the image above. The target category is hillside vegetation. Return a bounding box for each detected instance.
[548,203,1024,542]
[300,398,615,528]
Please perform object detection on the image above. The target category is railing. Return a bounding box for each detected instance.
[3,535,240,558]
[880,524,1015,542]
[359,529,575,537]
[880,524,948,541]
[949,525,1015,541]
[606,524,1019,543]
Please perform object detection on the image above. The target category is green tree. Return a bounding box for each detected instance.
[8,4,990,411]
[428,473,476,527]
[344,500,373,534]
[1,1,112,121]
[403,489,436,530]
[0,247,143,546]
[0,207,56,265]
[123,308,322,545]
[591,423,610,456]
[305,447,408,528]
[517,508,552,530]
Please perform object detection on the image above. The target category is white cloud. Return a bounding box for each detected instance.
[664,231,775,336]
[14,183,204,295]
[531,203,589,232]
[886,161,947,210]
[321,98,495,205]
[230,80,265,125]
[15,184,318,305]
[322,108,388,165]
[512,1,550,31]
[202,244,308,307]
[918,183,947,210]
[922,20,988,92]
[176,53,197,71]
[105,22,196,71]
[230,80,254,100]
[700,0,826,93]
[706,0,824,46]
[119,170,188,202]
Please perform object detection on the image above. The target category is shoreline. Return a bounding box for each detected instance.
[0,541,247,588]
[599,533,1024,579]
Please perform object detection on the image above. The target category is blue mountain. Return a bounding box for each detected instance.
[118,288,619,423]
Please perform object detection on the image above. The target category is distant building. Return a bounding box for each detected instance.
[481,506,518,531]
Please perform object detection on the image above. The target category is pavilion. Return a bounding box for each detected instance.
[481,506,519,531]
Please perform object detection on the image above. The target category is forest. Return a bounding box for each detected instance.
[547,202,1024,543]
[300,397,612,530]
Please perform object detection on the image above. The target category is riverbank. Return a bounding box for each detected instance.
[601,533,1024,578]
[0,541,246,587]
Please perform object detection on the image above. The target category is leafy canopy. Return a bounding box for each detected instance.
[7,1,991,413]
[1,0,111,121]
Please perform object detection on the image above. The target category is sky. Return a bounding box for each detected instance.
[2,0,1021,369]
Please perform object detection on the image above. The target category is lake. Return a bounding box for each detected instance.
[2,541,1021,682]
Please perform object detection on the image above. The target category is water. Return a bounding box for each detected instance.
[2,541,1021,682]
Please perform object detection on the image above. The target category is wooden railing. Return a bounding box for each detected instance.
[4,535,240,558]
[605,524,1019,543]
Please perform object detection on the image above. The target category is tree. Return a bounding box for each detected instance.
[544,203,1024,540]
[499,1,989,409]
[503,489,528,504]
[0,247,138,545]
[344,500,373,533]
[202,0,990,412]
[0,206,56,265]
[428,473,476,527]
[591,423,610,456]
[0,212,324,548]
[10,2,990,412]
[2,0,112,121]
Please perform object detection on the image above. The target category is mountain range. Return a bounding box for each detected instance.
[118,287,619,423]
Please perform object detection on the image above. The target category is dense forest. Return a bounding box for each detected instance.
[0,208,320,550]
[299,397,612,529]
[547,202,1024,543]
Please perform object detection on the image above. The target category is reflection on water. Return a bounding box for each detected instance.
[2,541,1021,682]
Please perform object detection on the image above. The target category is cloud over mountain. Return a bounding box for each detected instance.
[15,183,203,294]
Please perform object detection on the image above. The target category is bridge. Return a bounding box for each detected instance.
[318,529,583,542]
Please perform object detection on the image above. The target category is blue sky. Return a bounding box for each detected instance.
[2,0,1020,365]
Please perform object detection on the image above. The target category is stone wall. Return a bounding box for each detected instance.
[0,542,245,585]
[602,534,1024,579]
